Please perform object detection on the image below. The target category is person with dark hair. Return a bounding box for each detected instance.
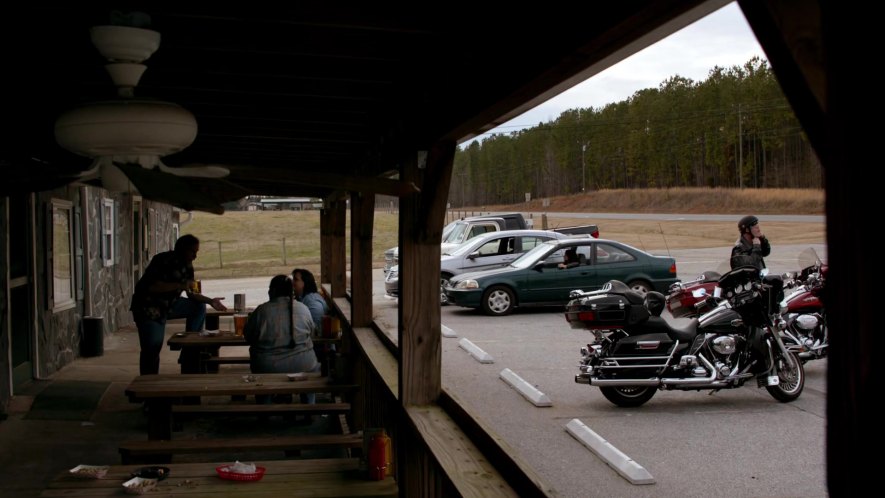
[130,234,227,375]
[730,215,771,270]
[244,275,320,404]
[558,248,580,269]
[292,268,329,333]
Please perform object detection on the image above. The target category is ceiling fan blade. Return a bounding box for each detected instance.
[157,161,230,178]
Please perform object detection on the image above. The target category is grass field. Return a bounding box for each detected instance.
[182,189,826,279]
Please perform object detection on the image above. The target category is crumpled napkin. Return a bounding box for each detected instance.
[198,330,220,337]
[225,461,257,474]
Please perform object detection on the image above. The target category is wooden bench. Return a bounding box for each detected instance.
[119,433,363,464]
[172,402,351,418]
[200,356,249,373]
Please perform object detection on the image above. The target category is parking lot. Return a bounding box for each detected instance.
[205,243,828,497]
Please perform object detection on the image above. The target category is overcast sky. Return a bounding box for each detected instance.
[467,2,765,144]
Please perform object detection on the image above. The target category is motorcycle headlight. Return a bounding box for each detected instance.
[455,279,479,290]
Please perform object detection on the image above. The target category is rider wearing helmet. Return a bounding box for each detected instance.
[730,215,770,270]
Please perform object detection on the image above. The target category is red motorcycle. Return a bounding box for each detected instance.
[780,248,827,362]
[665,270,723,318]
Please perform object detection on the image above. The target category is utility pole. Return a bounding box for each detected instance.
[737,103,743,189]
[581,142,587,192]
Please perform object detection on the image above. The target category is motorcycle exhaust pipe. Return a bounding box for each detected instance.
[576,355,719,387]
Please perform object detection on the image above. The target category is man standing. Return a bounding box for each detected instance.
[130,234,227,375]
[730,215,771,270]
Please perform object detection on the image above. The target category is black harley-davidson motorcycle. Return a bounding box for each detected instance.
[567,266,804,407]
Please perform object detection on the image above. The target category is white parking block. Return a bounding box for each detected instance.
[499,368,552,407]
[565,419,655,485]
[458,338,494,363]
[441,324,457,338]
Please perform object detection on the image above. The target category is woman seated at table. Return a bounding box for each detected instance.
[244,275,320,404]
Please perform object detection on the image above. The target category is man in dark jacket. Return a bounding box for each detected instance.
[130,234,227,375]
[730,215,770,270]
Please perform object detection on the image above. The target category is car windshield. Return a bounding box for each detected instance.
[442,222,470,245]
[509,240,560,269]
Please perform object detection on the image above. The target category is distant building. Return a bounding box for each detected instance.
[259,197,316,210]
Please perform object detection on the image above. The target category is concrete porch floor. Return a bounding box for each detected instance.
[0,319,344,498]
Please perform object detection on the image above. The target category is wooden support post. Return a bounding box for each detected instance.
[320,207,331,284]
[329,199,347,298]
[350,191,375,327]
[398,142,455,407]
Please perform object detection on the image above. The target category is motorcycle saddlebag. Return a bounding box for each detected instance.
[565,293,650,330]
[611,332,675,357]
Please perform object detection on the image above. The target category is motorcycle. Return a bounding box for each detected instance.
[567,266,804,407]
[779,248,827,362]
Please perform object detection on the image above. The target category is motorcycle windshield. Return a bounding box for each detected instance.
[797,247,823,271]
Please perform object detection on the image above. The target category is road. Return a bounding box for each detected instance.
[203,243,828,497]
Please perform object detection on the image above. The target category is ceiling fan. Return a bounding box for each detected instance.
[54,17,228,193]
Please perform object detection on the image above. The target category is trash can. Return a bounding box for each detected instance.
[81,316,104,357]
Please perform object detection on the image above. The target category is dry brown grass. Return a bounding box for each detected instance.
[537,216,824,251]
[488,188,824,215]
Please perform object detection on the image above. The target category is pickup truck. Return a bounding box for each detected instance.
[383,212,599,273]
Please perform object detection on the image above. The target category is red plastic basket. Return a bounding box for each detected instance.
[215,465,266,482]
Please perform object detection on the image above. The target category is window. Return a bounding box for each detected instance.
[595,244,636,264]
[101,198,115,266]
[520,236,547,251]
[49,199,76,311]
[475,238,505,257]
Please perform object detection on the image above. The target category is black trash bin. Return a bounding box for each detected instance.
[81,316,104,357]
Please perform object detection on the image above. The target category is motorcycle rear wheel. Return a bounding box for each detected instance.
[766,352,804,402]
[600,386,656,407]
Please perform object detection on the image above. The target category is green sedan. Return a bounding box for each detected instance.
[444,238,677,316]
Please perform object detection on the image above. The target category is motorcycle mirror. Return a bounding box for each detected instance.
[713,287,722,298]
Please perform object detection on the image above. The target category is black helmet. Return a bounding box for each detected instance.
[738,215,759,234]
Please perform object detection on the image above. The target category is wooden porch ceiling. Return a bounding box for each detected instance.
[1,2,717,210]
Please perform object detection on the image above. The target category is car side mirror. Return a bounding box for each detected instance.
[533,262,546,272]
[467,251,480,260]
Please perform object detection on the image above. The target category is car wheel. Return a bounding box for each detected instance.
[439,275,452,306]
[627,280,652,296]
[481,285,515,316]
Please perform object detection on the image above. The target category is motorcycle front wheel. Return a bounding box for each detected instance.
[766,352,805,402]
[600,386,656,407]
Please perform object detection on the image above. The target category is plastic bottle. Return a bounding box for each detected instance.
[368,430,391,480]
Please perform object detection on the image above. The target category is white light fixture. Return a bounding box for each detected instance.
[54,23,214,192]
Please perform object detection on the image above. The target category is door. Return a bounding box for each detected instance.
[8,194,33,390]
[522,244,597,304]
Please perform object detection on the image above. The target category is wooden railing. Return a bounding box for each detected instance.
[327,294,554,497]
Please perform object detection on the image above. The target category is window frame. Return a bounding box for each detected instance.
[101,198,115,267]
[49,198,76,312]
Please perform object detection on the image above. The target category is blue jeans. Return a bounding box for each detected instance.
[135,298,207,375]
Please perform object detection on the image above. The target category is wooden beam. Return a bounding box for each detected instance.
[814,3,874,495]
[398,142,455,407]
[320,207,331,285]
[328,199,347,298]
[738,0,826,152]
[350,191,375,327]
[231,168,419,197]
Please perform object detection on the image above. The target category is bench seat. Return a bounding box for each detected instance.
[119,433,362,464]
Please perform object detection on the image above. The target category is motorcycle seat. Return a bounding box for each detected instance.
[642,315,699,342]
